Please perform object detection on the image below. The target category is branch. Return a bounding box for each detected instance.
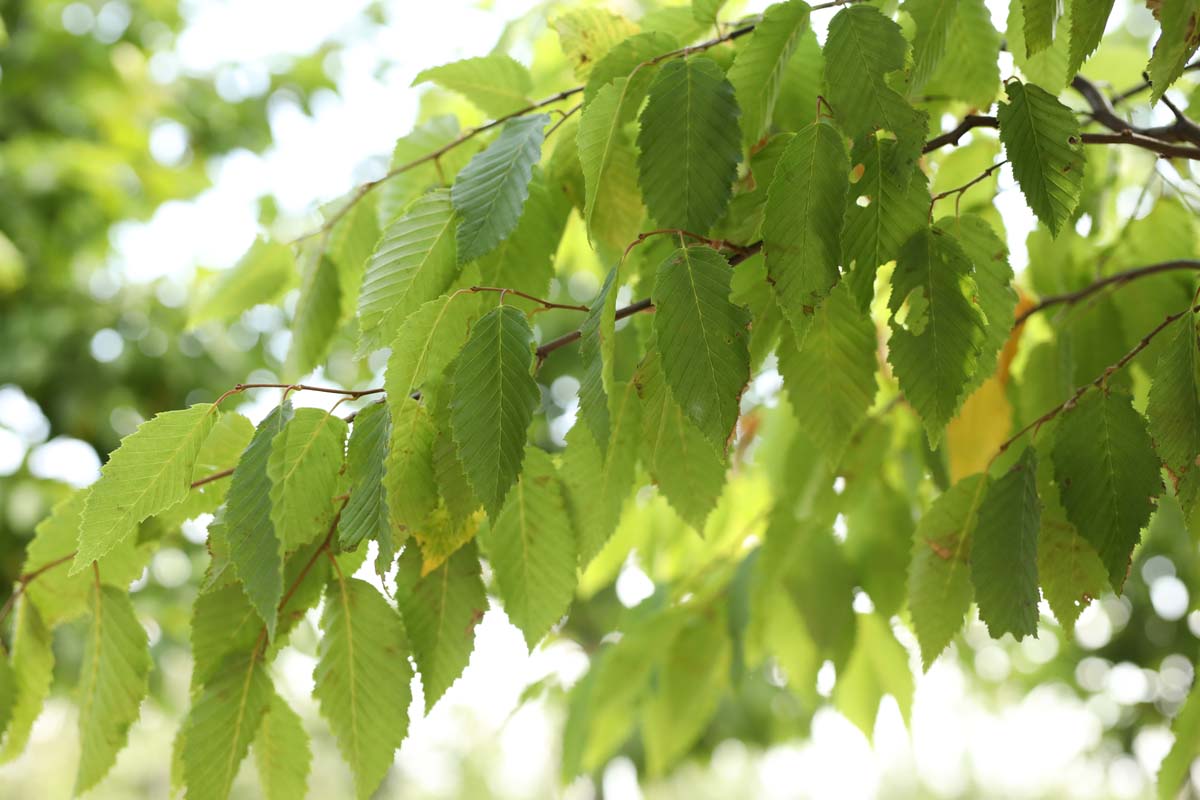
[1014,260,1200,326]
[0,552,77,633]
[929,160,1007,217]
[1110,61,1200,106]
[465,285,589,313]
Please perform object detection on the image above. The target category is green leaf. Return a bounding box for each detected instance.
[314,577,414,799]
[887,227,987,444]
[652,246,750,451]
[449,306,539,518]
[923,0,1001,107]
[692,0,727,26]
[638,57,741,233]
[773,26,824,132]
[181,652,273,800]
[1039,484,1108,635]
[843,135,931,311]
[1148,0,1200,102]
[384,395,438,535]
[165,411,254,525]
[356,189,458,355]
[327,192,380,322]
[285,252,341,379]
[1021,0,1057,56]
[763,121,849,339]
[1159,678,1200,800]
[76,585,151,794]
[1007,0,1072,93]
[267,408,346,551]
[481,447,576,648]
[971,447,1041,639]
[908,474,986,669]
[189,583,263,691]
[833,614,913,739]
[1149,315,1200,480]
[452,114,548,263]
[378,117,470,224]
[578,78,645,251]
[386,293,486,401]
[395,541,486,709]
[0,601,53,763]
[777,282,877,459]
[636,351,726,530]
[254,692,311,800]
[73,403,218,573]
[824,6,927,165]
[554,8,639,79]
[1068,0,1117,75]
[903,0,958,94]
[413,55,533,118]
[189,238,295,327]
[1051,391,1163,590]
[578,266,619,449]
[998,80,1084,236]
[339,402,391,551]
[641,610,730,777]
[583,32,680,108]
[476,168,569,297]
[225,402,293,638]
[727,0,811,148]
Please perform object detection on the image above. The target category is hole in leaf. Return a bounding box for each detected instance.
[855,195,872,208]
[896,287,930,336]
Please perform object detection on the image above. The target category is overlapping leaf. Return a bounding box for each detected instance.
[253,692,312,800]
[903,0,957,94]
[477,168,568,296]
[0,602,53,763]
[189,238,295,327]
[1149,314,1200,480]
[554,8,639,79]
[578,266,619,449]
[285,252,341,379]
[726,0,811,148]
[1068,0,1117,75]
[1148,0,1200,102]
[578,78,645,251]
[923,0,1001,107]
[338,402,391,551]
[583,32,679,108]
[833,613,913,739]
[1021,0,1057,56]
[267,408,346,551]
[384,396,438,537]
[413,55,533,118]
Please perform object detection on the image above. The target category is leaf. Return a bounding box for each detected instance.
[476,168,568,296]
[1039,506,1108,635]
[1021,0,1057,56]
[1068,0,1117,75]
[166,411,255,524]
[481,447,577,648]
[908,474,986,669]
[189,238,295,327]
[887,227,988,445]
[970,447,1041,639]
[637,57,741,233]
[267,408,347,551]
[189,582,263,691]
[833,614,913,739]
[922,0,1002,107]
[73,403,218,573]
[652,246,750,450]
[384,396,438,536]
[777,282,877,459]
[903,0,958,94]
[773,26,824,132]
[327,192,380,322]
[386,293,486,401]
[339,402,391,551]
[314,577,414,799]
[823,6,927,165]
[1007,0,1072,93]
[356,189,458,355]
[1159,678,1200,800]
[692,0,727,26]
[284,252,341,379]
[727,0,811,148]
[554,8,639,79]
[636,351,726,531]
[0,601,53,763]
[1149,314,1200,479]
[583,32,679,108]
[225,402,293,638]
[75,585,151,794]
[997,79,1085,236]
[843,135,931,311]
[763,121,849,339]
[378,116,470,224]
[253,692,311,800]
[1051,391,1163,590]
[1148,0,1200,102]
[181,652,273,800]
[395,541,486,710]
[578,266,619,449]
[413,55,533,118]
[452,114,548,263]
[578,78,645,251]
[449,306,539,518]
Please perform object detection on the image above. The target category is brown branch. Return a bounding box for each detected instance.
[929,160,1007,218]
[0,552,78,633]
[923,115,998,152]
[1014,260,1200,326]
[191,467,235,489]
[465,285,589,312]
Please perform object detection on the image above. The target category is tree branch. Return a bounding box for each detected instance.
[1014,260,1200,326]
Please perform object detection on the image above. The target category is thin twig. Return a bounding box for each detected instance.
[466,285,589,312]
[191,467,235,489]
[1014,260,1200,326]
[0,552,78,632]
[929,160,1008,219]
[923,113,1200,160]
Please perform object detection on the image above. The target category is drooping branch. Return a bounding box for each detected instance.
[1072,74,1200,147]
[1014,260,1200,326]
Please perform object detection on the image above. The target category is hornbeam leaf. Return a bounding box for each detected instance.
[165,411,255,525]
[284,252,341,379]
[378,117,471,224]
[1159,678,1200,800]
[635,350,726,530]
[253,692,312,800]
[413,55,533,118]
[843,136,931,311]
[339,402,391,552]
[971,447,1041,639]
[0,601,53,763]
[554,8,639,79]
[1021,0,1057,56]
[823,6,927,166]
[1068,0,1117,75]
[75,586,151,795]
[225,402,294,638]
[481,447,577,648]
[887,228,987,445]
[189,238,295,327]
[578,78,645,251]
[477,168,569,297]
[1039,472,1109,635]
[181,652,273,800]
[386,293,486,401]
[763,121,849,339]
[1007,0,1072,93]
[384,396,438,536]
[189,583,264,692]
[314,577,414,800]
[449,306,540,518]
[267,408,347,551]
[652,246,750,450]
[727,0,811,149]
[997,80,1084,237]
[356,190,458,355]
[1051,391,1163,590]
[1148,314,1200,478]
[578,266,619,449]
[903,0,957,94]
[923,0,1001,108]
[452,114,548,263]
[908,474,987,669]
[1148,0,1200,102]
[777,282,877,459]
[396,541,486,710]
[833,613,914,739]
[637,56,741,233]
[692,0,727,26]
[583,32,679,108]
[73,403,218,573]
[327,192,380,322]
